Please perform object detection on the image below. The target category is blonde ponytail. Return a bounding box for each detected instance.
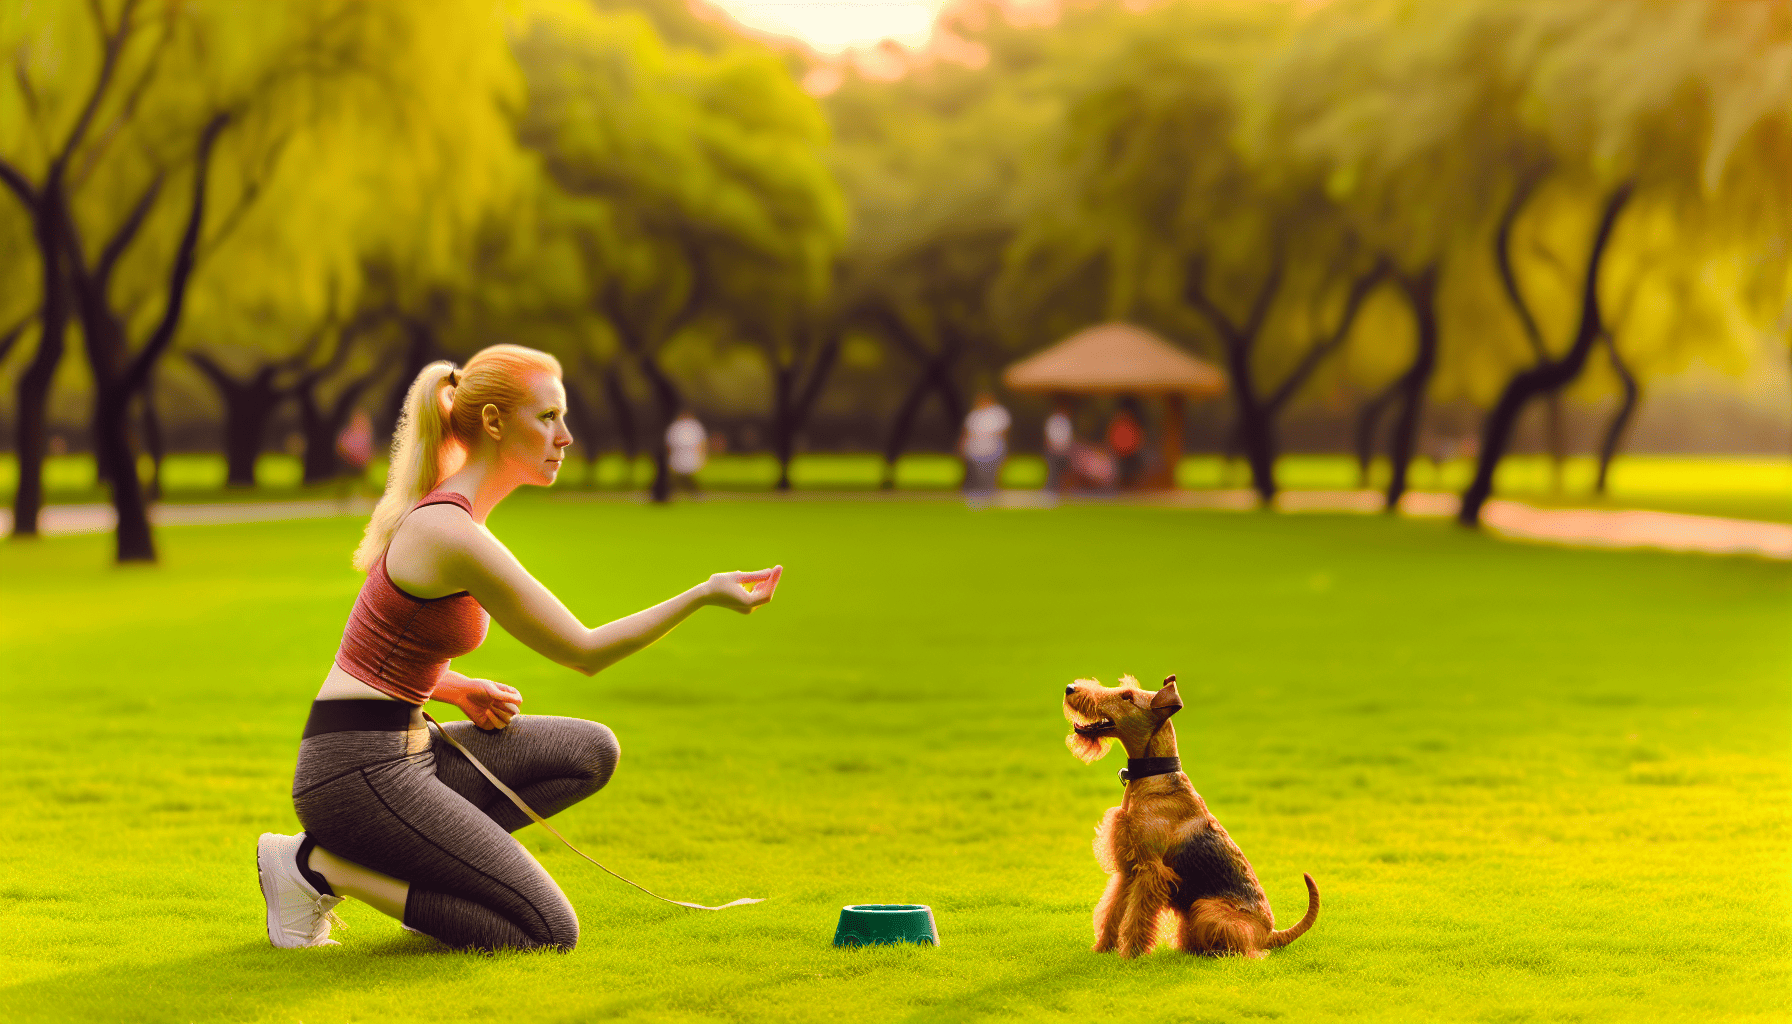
[352,361,458,571]
[350,344,564,572]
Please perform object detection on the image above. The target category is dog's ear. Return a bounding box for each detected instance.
[1150,680,1182,716]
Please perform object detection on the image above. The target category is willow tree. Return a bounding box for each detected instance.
[515,0,843,499]
[1017,0,1401,502]
[826,5,1062,484]
[1452,0,1792,525]
[0,1,525,559]
[1260,0,1545,510]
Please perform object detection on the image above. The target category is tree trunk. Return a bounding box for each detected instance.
[1183,257,1283,503]
[1353,377,1403,487]
[378,319,437,446]
[772,364,797,491]
[560,376,598,484]
[1222,351,1277,503]
[881,367,936,489]
[138,367,164,501]
[1594,332,1639,495]
[1384,265,1441,512]
[1461,183,1634,527]
[296,367,378,484]
[9,197,71,540]
[879,346,963,489]
[89,379,154,561]
[295,384,338,484]
[188,354,283,487]
[78,112,231,562]
[600,364,638,488]
[771,332,841,492]
[636,353,682,503]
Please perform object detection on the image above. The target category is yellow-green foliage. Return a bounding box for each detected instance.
[0,0,531,364]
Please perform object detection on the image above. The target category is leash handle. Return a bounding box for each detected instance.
[423,713,763,911]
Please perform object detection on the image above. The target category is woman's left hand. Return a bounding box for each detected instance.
[452,677,524,730]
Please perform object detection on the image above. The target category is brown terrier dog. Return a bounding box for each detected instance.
[1064,674,1318,959]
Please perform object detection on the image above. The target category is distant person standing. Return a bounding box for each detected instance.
[336,410,374,476]
[1044,401,1074,492]
[959,392,1011,495]
[666,408,708,493]
[335,410,374,504]
[1107,399,1145,488]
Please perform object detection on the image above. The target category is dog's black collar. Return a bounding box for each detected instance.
[1119,756,1182,786]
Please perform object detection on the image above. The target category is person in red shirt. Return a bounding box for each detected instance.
[1106,398,1146,488]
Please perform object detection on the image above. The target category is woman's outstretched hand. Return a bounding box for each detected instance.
[451,677,524,730]
[704,565,782,614]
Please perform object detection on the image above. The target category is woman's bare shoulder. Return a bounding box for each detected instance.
[385,502,490,592]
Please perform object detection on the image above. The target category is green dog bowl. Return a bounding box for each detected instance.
[833,904,939,947]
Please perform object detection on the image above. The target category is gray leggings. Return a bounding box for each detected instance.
[292,700,618,951]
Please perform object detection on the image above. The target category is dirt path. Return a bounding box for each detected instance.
[4,490,1786,560]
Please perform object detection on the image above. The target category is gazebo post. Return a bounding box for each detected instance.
[1158,393,1184,490]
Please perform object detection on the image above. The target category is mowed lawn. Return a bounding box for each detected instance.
[0,496,1786,1024]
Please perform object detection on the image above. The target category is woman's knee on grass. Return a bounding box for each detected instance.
[565,719,619,794]
[528,896,580,953]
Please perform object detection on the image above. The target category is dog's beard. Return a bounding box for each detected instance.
[1066,731,1117,764]
[1063,698,1117,764]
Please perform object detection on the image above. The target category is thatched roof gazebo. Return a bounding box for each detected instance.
[1002,323,1226,489]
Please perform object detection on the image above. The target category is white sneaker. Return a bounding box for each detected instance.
[257,832,346,948]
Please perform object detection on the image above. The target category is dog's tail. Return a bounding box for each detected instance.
[1265,873,1319,949]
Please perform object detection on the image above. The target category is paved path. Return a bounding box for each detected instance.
[2,490,1786,560]
[0,497,375,538]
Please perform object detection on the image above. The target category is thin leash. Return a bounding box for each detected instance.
[423,713,763,911]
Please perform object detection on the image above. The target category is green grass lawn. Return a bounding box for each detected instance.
[0,496,1787,1023]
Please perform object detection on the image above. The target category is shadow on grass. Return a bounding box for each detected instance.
[893,945,1328,1024]
[0,935,459,1022]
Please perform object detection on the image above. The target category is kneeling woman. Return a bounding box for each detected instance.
[258,344,780,951]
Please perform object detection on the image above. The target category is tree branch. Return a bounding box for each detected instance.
[55,0,139,179]
[93,171,163,290]
[1182,257,1241,348]
[1495,169,1551,364]
[119,111,229,400]
[1241,253,1285,343]
[71,14,170,191]
[185,349,236,389]
[195,134,288,264]
[1266,257,1389,413]
[0,307,37,366]
[0,154,36,208]
[14,56,43,135]
[860,302,929,363]
[792,331,841,425]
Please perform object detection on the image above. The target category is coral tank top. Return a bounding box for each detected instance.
[332,491,490,704]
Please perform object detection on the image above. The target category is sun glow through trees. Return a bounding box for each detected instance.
[705,0,952,52]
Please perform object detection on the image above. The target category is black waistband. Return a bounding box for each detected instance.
[302,699,424,738]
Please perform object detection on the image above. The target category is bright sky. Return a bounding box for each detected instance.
[706,0,952,53]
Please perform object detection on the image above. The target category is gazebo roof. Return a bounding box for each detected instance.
[1001,322,1227,398]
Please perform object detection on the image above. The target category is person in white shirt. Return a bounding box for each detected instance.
[665,409,708,493]
[959,392,1011,495]
[1044,401,1074,492]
